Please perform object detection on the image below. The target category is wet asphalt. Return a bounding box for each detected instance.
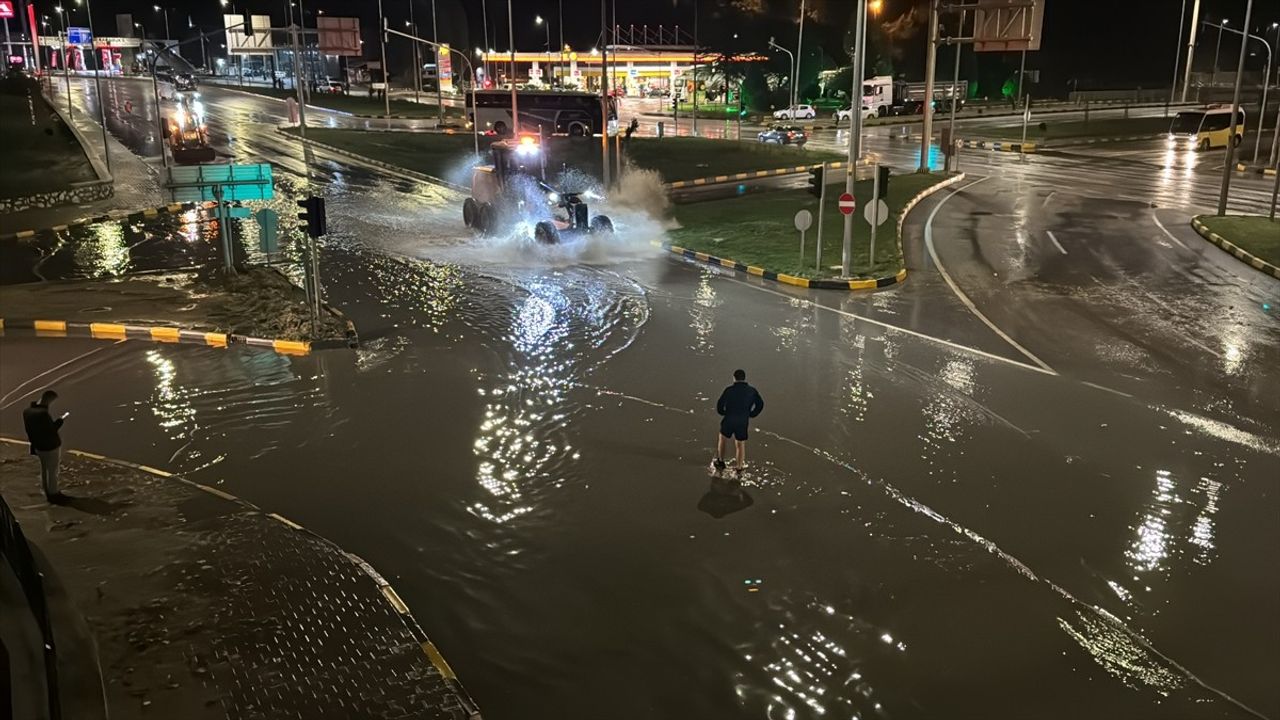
[1,77,1277,719]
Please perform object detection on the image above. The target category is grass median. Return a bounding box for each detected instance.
[284,128,841,184]
[978,116,1171,141]
[1194,215,1280,268]
[213,83,462,119]
[669,172,951,280]
[0,91,98,198]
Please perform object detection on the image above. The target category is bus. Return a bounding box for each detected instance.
[469,90,616,136]
[1167,107,1245,151]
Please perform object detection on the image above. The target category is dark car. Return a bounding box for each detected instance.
[757,125,807,146]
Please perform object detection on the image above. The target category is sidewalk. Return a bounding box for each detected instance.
[0,440,478,719]
[0,90,165,237]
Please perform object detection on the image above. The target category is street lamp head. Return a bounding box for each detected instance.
[536,15,544,25]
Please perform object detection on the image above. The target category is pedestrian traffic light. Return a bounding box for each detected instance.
[876,165,890,198]
[297,196,326,238]
[807,165,824,198]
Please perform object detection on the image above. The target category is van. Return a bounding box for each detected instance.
[1167,107,1245,150]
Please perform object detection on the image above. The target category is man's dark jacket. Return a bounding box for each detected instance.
[717,382,764,420]
[23,403,63,454]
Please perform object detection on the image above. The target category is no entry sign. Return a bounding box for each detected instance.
[838,193,856,215]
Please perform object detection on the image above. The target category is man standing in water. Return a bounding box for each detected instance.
[23,389,68,502]
[714,369,764,473]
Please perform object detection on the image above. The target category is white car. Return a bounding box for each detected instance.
[772,104,817,120]
[834,105,877,123]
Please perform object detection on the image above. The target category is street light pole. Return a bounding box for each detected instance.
[919,0,940,173]
[794,0,805,111]
[768,39,795,115]
[507,0,518,133]
[1180,0,1200,102]
[1204,21,1271,166]
[841,0,867,278]
[385,26,480,158]
[83,0,109,173]
[408,2,419,105]
[1168,0,1186,112]
[1211,19,1225,86]
[692,0,698,135]
[377,0,390,126]
[600,0,610,188]
[1216,0,1252,216]
[431,0,442,123]
[557,0,563,86]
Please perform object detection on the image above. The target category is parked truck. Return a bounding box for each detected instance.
[862,75,967,117]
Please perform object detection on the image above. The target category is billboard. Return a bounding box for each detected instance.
[973,0,1045,52]
[317,16,361,56]
[0,1,14,20]
[224,14,274,55]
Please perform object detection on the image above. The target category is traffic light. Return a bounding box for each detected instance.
[876,165,891,198]
[242,12,254,36]
[297,196,326,238]
[807,165,824,198]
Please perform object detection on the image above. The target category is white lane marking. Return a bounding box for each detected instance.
[717,273,1056,376]
[1150,212,1190,250]
[1041,190,1056,207]
[924,178,1058,374]
[1045,230,1068,255]
[0,342,121,410]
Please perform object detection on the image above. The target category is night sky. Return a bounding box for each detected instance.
[25,0,1280,93]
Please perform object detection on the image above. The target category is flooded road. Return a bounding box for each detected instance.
[2,78,1278,719]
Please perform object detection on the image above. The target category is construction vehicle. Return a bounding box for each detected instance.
[164,95,216,164]
[463,136,613,244]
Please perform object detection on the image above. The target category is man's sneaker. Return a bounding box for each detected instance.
[713,459,726,471]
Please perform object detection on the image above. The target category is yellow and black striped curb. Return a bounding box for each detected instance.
[0,436,483,719]
[1190,217,1280,281]
[958,139,1037,153]
[276,129,469,192]
[1037,134,1161,148]
[659,171,966,290]
[0,318,313,356]
[1234,162,1278,177]
[0,201,215,242]
[666,161,861,190]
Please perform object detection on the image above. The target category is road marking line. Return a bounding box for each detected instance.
[1045,230,1068,255]
[721,274,1055,376]
[0,342,120,409]
[925,178,1058,374]
[1150,212,1190,251]
[1041,190,1055,207]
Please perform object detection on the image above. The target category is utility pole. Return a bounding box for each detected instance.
[841,0,866,278]
[1216,0,1252,216]
[600,0,610,188]
[557,0,563,86]
[918,0,939,173]
[1211,20,1224,86]
[1168,0,1186,112]
[794,0,805,111]
[84,0,110,173]
[946,11,963,172]
[378,0,391,125]
[432,0,442,123]
[1015,49,1026,107]
[507,0,518,133]
[692,0,698,135]
[409,1,419,104]
[1181,0,1201,102]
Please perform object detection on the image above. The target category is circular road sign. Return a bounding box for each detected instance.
[838,193,856,215]
[793,209,813,232]
[864,198,890,226]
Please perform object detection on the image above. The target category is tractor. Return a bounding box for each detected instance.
[462,136,613,244]
[164,95,216,165]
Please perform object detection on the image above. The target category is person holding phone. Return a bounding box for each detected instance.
[23,389,67,502]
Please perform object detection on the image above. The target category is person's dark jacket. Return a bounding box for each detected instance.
[717,382,764,420]
[23,403,63,454]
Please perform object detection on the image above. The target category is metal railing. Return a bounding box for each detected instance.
[1,492,61,720]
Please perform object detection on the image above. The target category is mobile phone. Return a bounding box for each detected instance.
[60,411,70,419]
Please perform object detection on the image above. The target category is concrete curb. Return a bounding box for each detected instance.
[276,129,468,192]
[1037,134,1162,148]
[0,436,483,719]
[666,161,859,190]
[1234,162,1279,177]
[959,139,1037,153]
[659,172,966,290]
[0,201,214,242]
[1190,216,1280,281]
[0,318,312,356]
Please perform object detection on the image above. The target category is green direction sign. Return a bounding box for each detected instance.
[167,163,274,203]
[256,208,280,253]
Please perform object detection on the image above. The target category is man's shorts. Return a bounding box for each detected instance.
[720,417,749,441]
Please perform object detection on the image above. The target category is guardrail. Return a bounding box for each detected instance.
[1,492,61,720]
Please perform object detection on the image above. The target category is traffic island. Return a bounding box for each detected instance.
[0,440,479,720]
[279,127,842,186]
[0,267,355,354]
[1190,215,1280,280]
[665,172,960,289]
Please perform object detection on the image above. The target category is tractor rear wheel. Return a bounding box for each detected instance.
[590,215,614,234]
[535,221,561,244]
[463,198,479,228]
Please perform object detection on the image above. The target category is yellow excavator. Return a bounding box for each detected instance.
[164,94,216,164]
